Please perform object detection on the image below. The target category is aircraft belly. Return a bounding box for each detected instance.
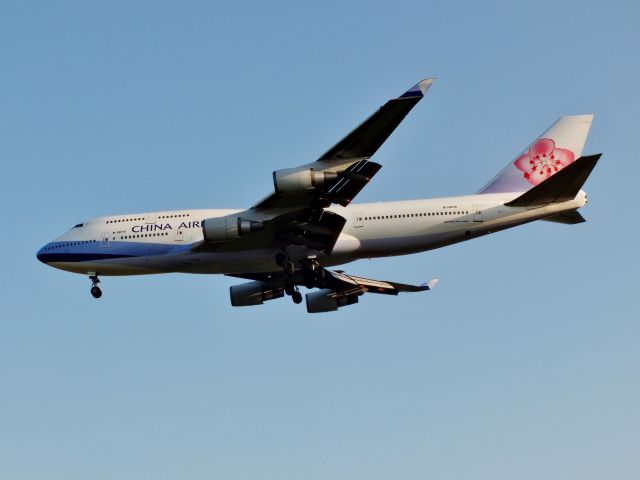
[350,203,580,259]
[172,248,358,274]
[357,232,461,257]
[171,249,283,274]
[47,261,162,276]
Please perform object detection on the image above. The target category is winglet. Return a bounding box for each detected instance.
[400,78,435,98]
[422,278,440,290]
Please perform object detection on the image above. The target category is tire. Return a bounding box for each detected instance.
[283,260,296,275]
[90,286,102,299]
[291,291,303,304]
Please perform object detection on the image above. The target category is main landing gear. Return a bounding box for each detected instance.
[283,274,303,305]
[275,252,296,276]
[89,273,102,299]
[291,290,303,304]
[275,251,325,305]
[301,258,325,289]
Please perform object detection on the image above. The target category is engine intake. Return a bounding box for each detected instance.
[305,289,359,313]
[202,215,263,243]
[273,168,338,193]
[230,281,285,307]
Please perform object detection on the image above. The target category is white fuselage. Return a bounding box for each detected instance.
[37,191,587,277]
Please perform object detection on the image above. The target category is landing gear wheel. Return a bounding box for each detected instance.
[89,273,102,299]
[90,286,102,298]
[284,283,295,296]
[291,291,303,304]
[283,260,296,275]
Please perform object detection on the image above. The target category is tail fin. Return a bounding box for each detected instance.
[479,115,594,194]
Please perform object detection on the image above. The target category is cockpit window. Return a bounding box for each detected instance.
[72,223,84,229]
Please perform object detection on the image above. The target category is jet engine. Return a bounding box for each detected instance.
[202,215,263,243]
[273,167,338,193]
[230,281,285,307]
[305,289,359,313]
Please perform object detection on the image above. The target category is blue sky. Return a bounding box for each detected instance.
[1,1,639,479]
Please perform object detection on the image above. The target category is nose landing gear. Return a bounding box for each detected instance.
[89,273,102,299]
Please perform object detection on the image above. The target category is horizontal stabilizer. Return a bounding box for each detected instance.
[505,154,601,207]
[542,210,586,224]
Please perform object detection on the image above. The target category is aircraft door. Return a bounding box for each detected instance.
[100,232,110,247]
[174,228,184,242]
[354,212,364,228]
[473,205,483,223]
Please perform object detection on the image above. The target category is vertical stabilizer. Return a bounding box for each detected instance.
[479,115,594,194]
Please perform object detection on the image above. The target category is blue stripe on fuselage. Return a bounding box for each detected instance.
[37,252,136,262]
[36,241,183,264]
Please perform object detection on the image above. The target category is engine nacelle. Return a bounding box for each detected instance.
[273,167,338,193]
[230,281,285,307]
[202,215,263,243]
[305,289,359,313]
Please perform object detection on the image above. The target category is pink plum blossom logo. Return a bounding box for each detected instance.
[514,138,575,185]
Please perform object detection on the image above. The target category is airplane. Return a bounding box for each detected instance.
[36,79,601,313]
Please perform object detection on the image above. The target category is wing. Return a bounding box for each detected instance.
[194,78,434,256]
[305,272,438,313]
[254,78,434,211]
[226,269,439,313]
[227,270,438,294]
[317,78,435,163]
[324,270,439,296]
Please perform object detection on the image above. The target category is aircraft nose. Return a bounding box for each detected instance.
[36,244,49,263]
